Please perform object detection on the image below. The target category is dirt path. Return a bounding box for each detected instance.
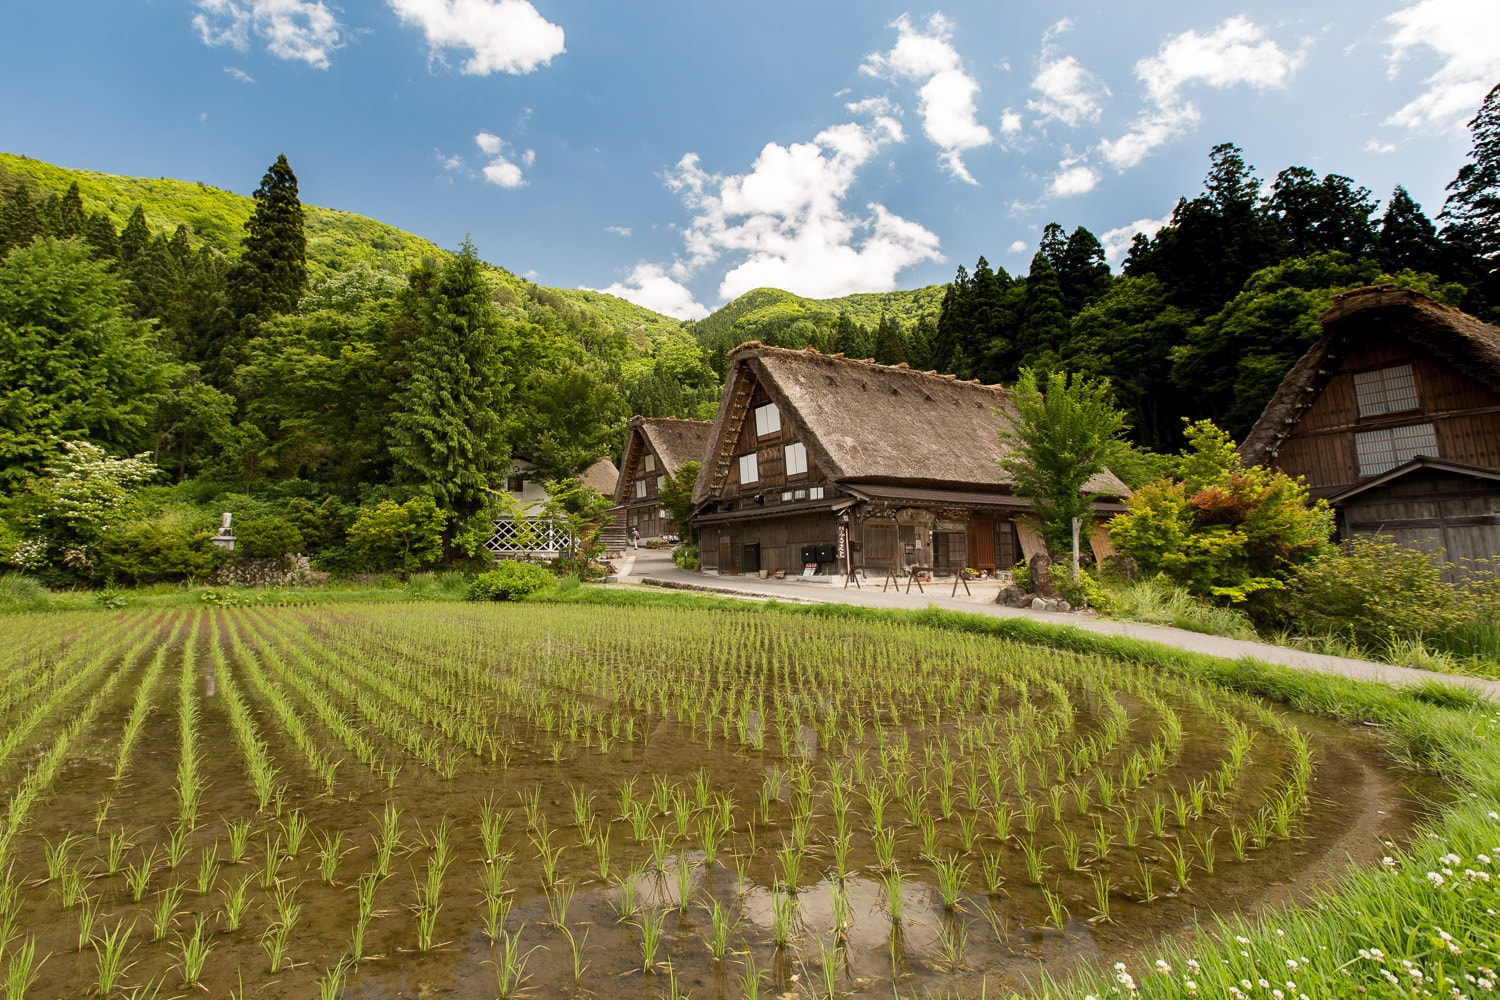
[613,548,1500,703]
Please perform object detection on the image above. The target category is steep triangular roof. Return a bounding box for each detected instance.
[1242,286,1500,466]
[614,416,712,504]
[579,457,619,496]
[692,343,1129,503]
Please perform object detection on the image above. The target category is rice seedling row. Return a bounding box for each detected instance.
[0,603,1432,999]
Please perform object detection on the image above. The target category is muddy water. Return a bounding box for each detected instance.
[2,607,1441,1000]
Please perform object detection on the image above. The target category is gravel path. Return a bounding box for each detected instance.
[611,547,1500,703]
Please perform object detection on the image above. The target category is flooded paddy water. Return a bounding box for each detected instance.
[0,602,1438,999]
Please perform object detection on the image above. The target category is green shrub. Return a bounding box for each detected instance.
[467,561,555,601]
[673,544,699,570]
[1263,536,1488,656]
[95,522,225,585]
[347,495,447,575]
[234,517,304,560]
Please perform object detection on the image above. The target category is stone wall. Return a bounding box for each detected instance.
[211,555,319,587]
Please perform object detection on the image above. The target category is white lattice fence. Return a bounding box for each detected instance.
[484,517,571,557]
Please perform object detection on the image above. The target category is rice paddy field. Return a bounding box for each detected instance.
[0,602,1443,999]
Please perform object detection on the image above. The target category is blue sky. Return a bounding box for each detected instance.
[1,1,1496,319]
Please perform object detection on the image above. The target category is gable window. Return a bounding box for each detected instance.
[1354,422,1437,476]
[635,480,647,498]
[784,441,808,477]
[1353,364,1419,417]
[506,474,525,493]
[657,476,666,491]
[754,403,781,437]
[738,453,759,484]
[644,454,655,472]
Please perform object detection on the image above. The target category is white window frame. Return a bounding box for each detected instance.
[657,476,666,491]
[635,480,647,498]
[1354,422,1437,476]
[784,441,808,477]
[644,454,655,472]
[738,453,759,484]
[754,403,781,437]
[1353,364,1419,417]
[809,486,824,500]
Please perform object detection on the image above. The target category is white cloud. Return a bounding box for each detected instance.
[660,117,941,302]
[999,109,1023,136]
[387,0,565,75]
[436,150,465,171]
[1100,213,1172,265]
[861,14,992,184]
[594,264,708,321]
[1046,162,1100,198]
[1007,239,1029,254]
[1101,17,1306,169]
[1363,139,1397,154]
[474,132,529,188]
[224,66,256,83]
[1382,0,1500,131]
[193,0,342,68]
[1029,55,1111,127]
[604,226,632,237]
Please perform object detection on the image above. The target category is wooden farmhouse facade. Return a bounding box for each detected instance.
[612,417,712,542]
[1241,285,1500,568]
[690,343,1129,578]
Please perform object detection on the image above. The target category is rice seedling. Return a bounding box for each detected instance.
[315,958,352,1000]
[226,817,253,865]
[738,952,765,1000]
[1135,859,1158,903]
[635,908,666,972]
[770,889,795,949]
[672,852,693,913]
[75,889,100,951]
[478,795,511,861]
[148,883,184,942]
[171,915,213,987]
[611,863,643,922]
[193,844,218,895]
[916,812,939,859]
[1090,871,1113,923]
[315,831,348,885]
[478,857,513,942]
[560,923,589,983]
[164,823,191,871]
[3,937,43,1000]
[1041,884,1068,930]
[102,830,131,876]
[704,896,737,960]
[545,877,575,927]
[90,919,137,997]
[218,873,253,931]
[936,917,968,971]
[1057,825,1084,871]
[1191,827,1218,874]
[123,849,156,903]
[1230,824,1249,861]
[979,850,1005,894]
[931,854,969,910]
[281,809,310,858]
[1020,838,1049,885]
[262,920,293,972]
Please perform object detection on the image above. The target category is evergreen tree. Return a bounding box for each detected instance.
[387,239,513,522]
[118,205,149,264]
[0,181,42,256]
[1038,223,1068,271]
[1132,144,1283,316]
[1440,83,1500,315]
[227,153,308,323]
[1058,227,1112,315]
[49,182,87,240]
[1270,167,1376,259]
[82,212,119,260]
[873,312,906,366]
[931,264,970,374]
[1377,186,1443,276]
[906,318,936,371]
[1015,252,1067,376]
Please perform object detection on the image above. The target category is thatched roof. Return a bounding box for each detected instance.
[636,417,713,475]
[693,343,1129,504]
[1242,285,1500,465]
[578,457,619,496]
[614,417,712,505]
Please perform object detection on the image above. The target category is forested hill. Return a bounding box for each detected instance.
[692,285,945,376]
[0,151,685,348]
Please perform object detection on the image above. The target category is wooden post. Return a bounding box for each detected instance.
[1071,517,1081,581]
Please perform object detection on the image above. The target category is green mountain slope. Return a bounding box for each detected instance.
[0,151,687,349]
[693,285,944,371]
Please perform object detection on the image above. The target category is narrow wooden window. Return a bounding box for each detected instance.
[784,442,808,476]
[1353,422,1437,476]
[754,403,781,437]
[739,453,759,484]
[1353,364,1419,417]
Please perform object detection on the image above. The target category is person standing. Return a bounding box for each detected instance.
[632,528,640,548]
